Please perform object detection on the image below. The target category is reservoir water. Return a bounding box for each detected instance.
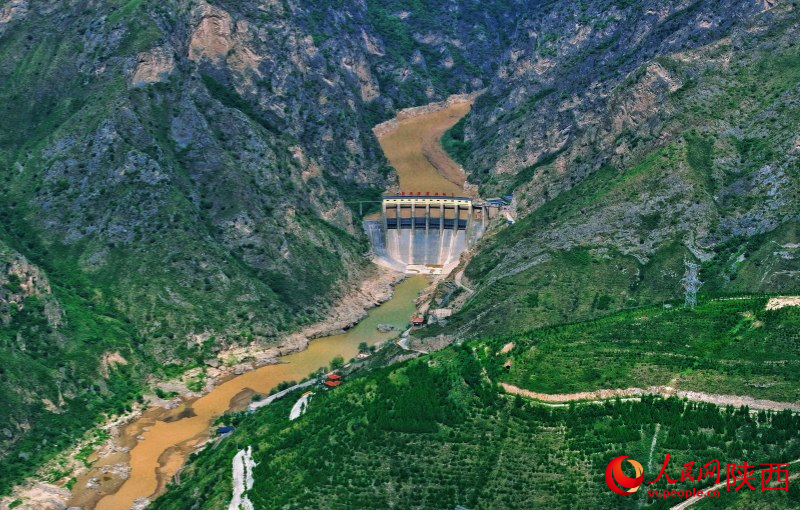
[76,97,474,509]
[369,99,481,273]
[377,100,472,195]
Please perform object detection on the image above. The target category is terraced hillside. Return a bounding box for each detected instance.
[153,298,800,509]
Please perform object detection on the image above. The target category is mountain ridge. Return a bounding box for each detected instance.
[0,0,798,502]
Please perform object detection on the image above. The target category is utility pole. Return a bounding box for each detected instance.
[681,259,702,308]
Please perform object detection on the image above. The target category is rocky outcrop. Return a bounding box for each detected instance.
[130,46,176,87]
[0,242,60,326]
[188,2,236,63]
[0,0,28,37]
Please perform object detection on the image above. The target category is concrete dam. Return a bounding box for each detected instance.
[365,194,487,274]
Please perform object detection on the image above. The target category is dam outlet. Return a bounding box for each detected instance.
[365,194,487,274]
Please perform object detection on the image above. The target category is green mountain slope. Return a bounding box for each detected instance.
[482,297,800,402]
[0,0,519,490]
[0,239,146,491]
[153,299,800,509]
[435,2,799,338]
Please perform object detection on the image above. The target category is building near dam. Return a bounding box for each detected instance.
[364,193,489,274]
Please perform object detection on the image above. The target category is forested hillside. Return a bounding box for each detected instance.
[154,299,800,509]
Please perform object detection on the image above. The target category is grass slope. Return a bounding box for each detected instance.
[480,297,800,402]
[437,4,799,339]
[0,239,147,493]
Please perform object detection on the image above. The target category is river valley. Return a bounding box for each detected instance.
[64,98,473,509]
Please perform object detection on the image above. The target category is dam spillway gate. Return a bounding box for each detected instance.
[364,194,488,274]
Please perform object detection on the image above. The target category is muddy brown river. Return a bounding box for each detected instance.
[70,277,427,509]
[378,100,473,195]
[71,98,473,509]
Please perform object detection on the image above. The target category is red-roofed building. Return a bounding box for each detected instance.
[327,373,342,380]
[324,380,341,388]
[410,315,425,326]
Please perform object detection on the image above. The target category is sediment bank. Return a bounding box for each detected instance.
[3,267,410,510]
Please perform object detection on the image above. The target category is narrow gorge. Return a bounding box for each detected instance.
[1,1,797,508]
[20,100,471,510]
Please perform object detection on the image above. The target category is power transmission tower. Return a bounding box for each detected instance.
[681,260,702,308]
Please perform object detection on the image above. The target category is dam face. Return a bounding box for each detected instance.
[365,195,486,274]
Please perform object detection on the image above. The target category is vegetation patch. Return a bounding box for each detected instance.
[154,301,800,510]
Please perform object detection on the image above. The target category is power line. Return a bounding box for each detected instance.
[681,259,703,308]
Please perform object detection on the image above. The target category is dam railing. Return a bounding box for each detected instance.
[381,195,487,233]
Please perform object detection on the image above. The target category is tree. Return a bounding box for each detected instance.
[357,342,369,354]
[330,355,345,370]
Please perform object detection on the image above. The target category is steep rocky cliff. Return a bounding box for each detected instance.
[1,0,798,496]
[436,0,799,337]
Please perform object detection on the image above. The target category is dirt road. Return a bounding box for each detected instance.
[500,383,800,412]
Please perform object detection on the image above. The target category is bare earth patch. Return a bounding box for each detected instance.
[765,296,800,310]
[500,383,800,412]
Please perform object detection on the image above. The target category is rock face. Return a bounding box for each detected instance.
[0,0,28,37]
[130,46,176,87]
[188,2,236,63]
[0,243,52,312]
[432,0,800,338]
[0,0,797,498]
